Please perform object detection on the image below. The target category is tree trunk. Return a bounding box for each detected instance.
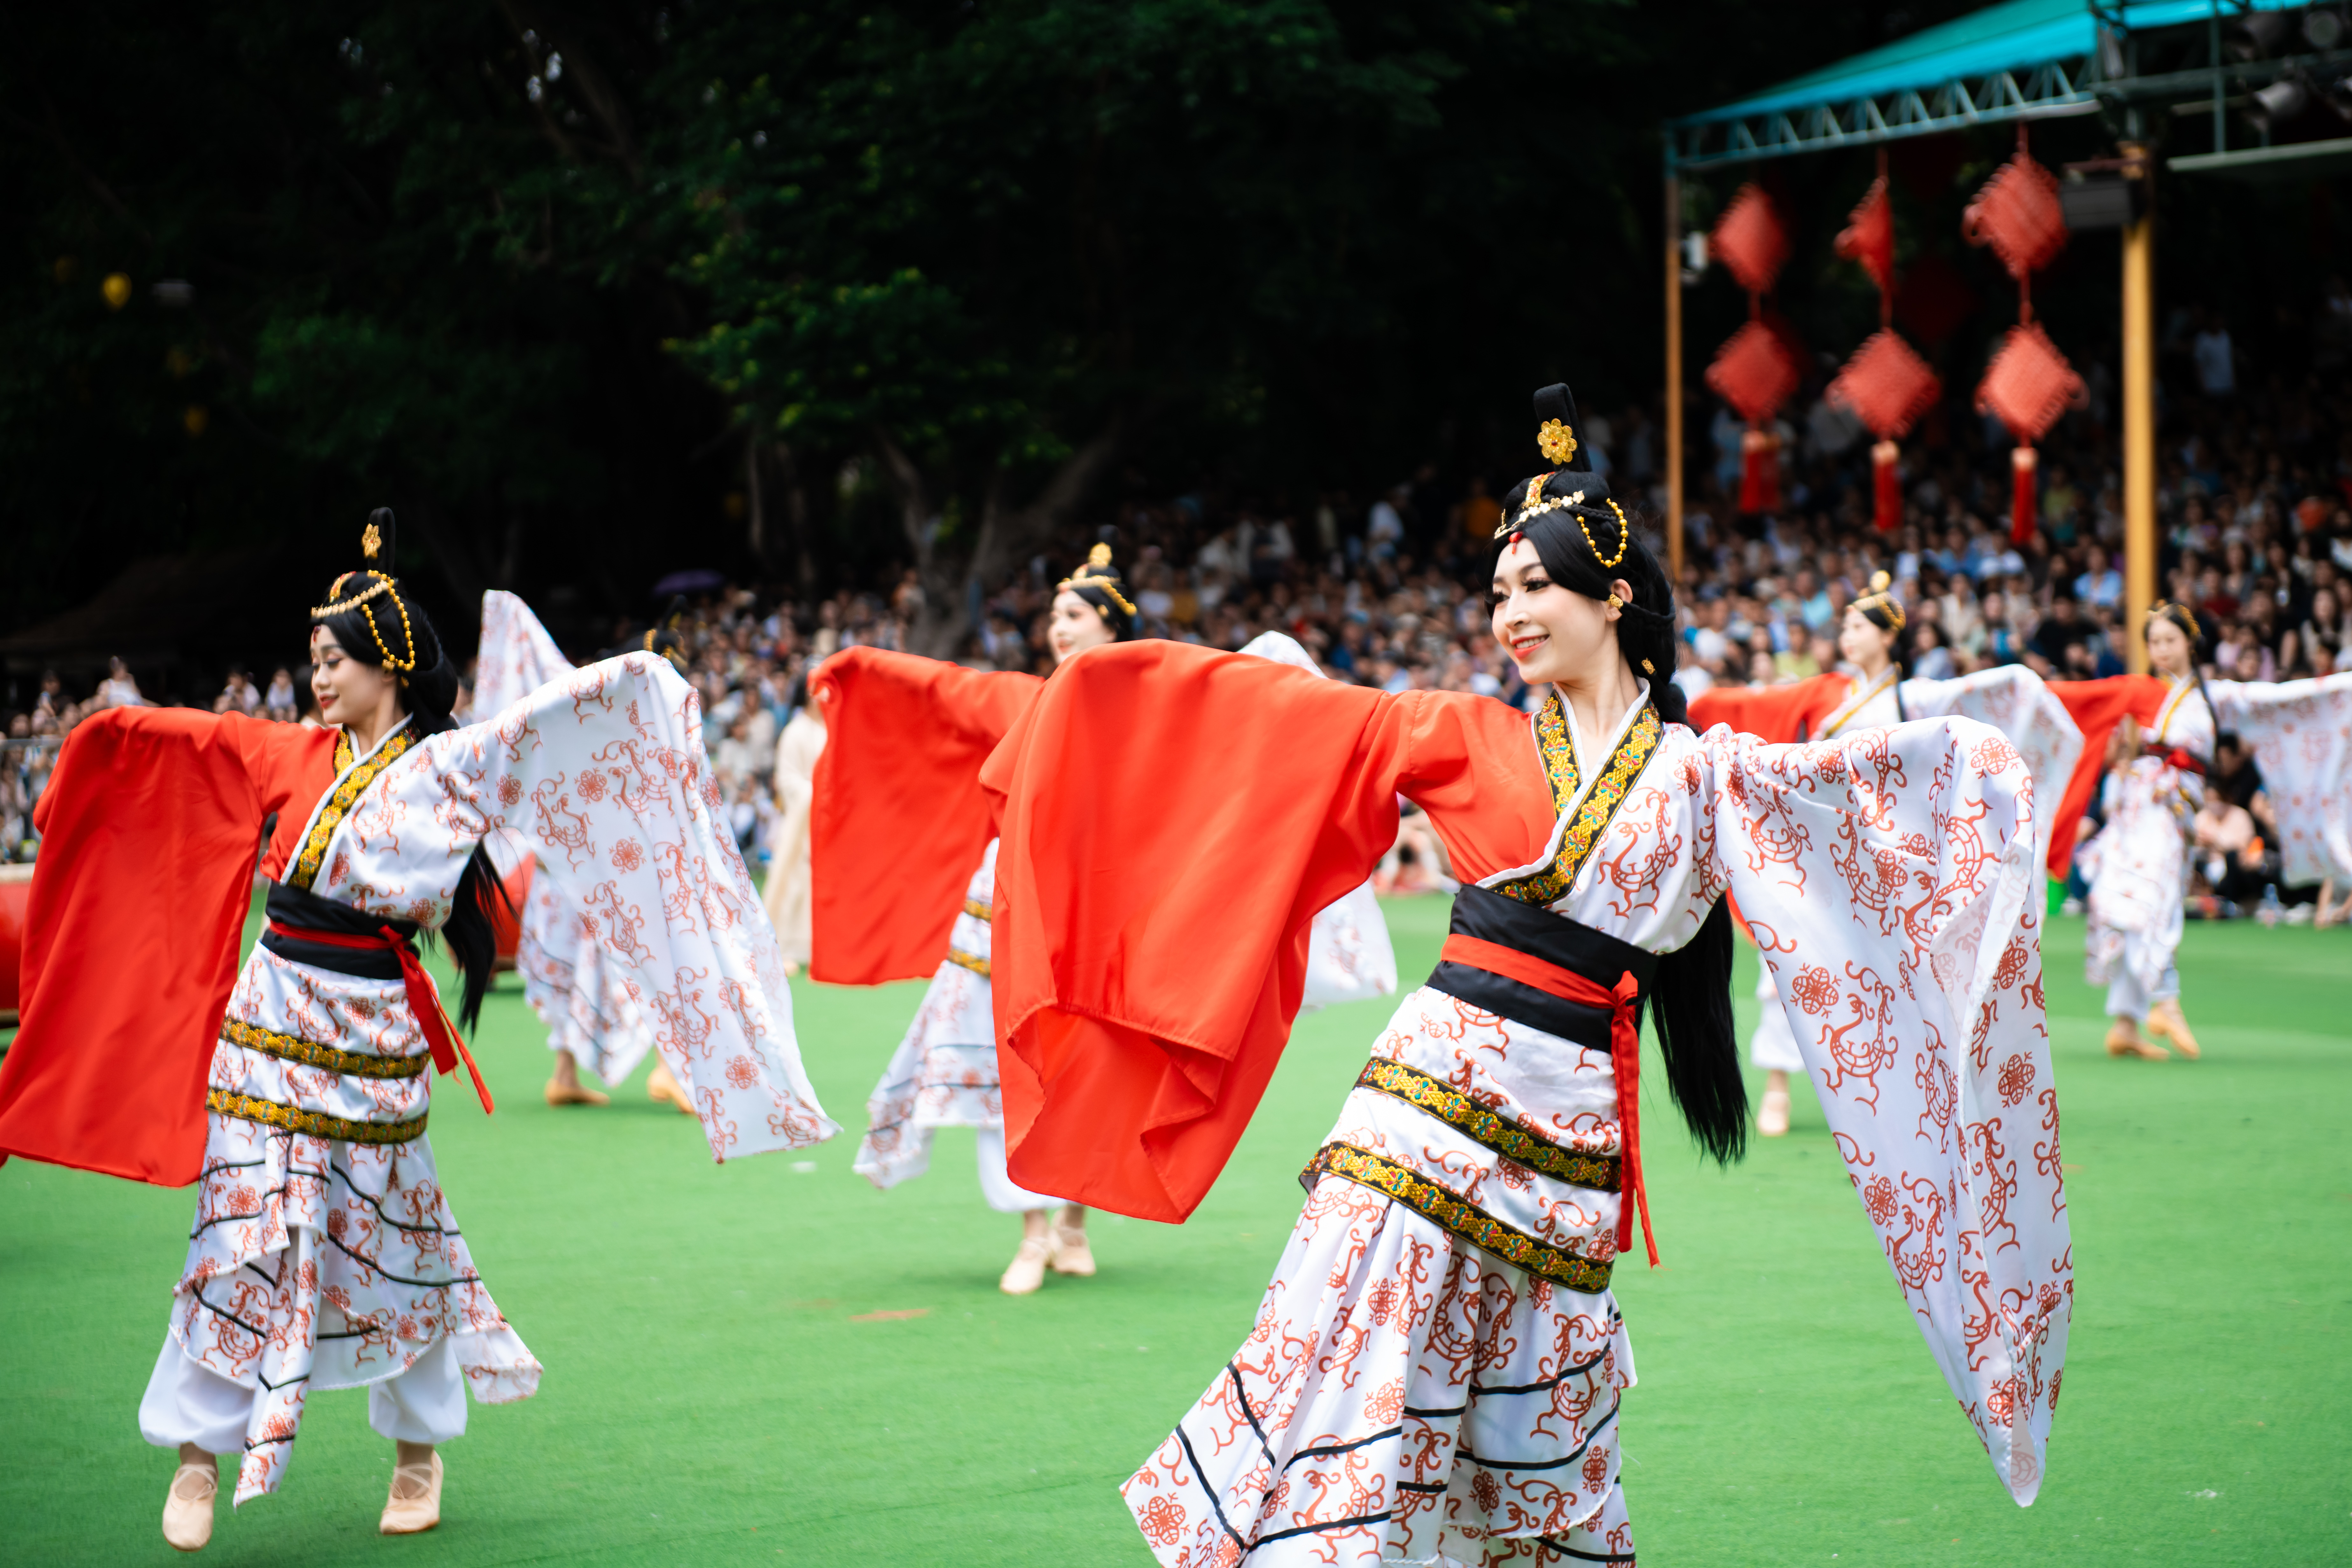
[876,419,1125,659]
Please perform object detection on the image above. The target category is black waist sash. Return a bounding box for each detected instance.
[258,882,420,980]
[1424,882,1656,1047]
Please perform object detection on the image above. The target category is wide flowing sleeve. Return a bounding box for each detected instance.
[980,641,1544,1222]
[1236,630,1400,1007]
[2208,674,2352,885]
[2046,675,2170,874]
[807,647,1042,985]
[330,653,837,1161]
[0,710,335,1185]
[1698,717,2068,1505]
[1685,670,1849,742]
[471,589,576,717]
[1902,666,2084,875]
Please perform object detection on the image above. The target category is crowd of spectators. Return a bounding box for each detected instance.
[10,302,2352,909]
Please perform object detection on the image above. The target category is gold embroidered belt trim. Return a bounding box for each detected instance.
[963,899,992,921]
[1308,1141,1615,1294]
[206,1089,427,1146]
[945,947,991,979]
[220,1019,427,1079]
[1496,702,1661,907]
[1355,1058,1621,1192]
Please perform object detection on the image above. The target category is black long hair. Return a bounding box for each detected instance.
[312,508,508,1031]
[1503,384,1746,1163]
[2148,599,2217,748]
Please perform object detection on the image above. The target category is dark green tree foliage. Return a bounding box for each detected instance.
[4,1,1924,662]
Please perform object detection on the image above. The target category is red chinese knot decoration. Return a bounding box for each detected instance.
[1966,131,2075,544]
[1835,176,1896,299]
[1707,184,1796,513]
[1828,160,1941,532]
[1963,155,2068,283]
[1710,183,1790,297]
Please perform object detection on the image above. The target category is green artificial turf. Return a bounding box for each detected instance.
[2,898,2348,1566]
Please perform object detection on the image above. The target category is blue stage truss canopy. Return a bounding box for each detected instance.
[1665,0,2312,171]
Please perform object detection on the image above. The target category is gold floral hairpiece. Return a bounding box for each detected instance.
[1537,419,1578,466]
[1058,541,1138,619]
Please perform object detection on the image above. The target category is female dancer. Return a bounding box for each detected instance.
[0,516,831,1549]
[473,590,694,1112]
[2046,607,2352,1060]
[819,547,1395,1294]
[981,388,2068,1563]
[848,551,1135,1292]
[1693,577,2081,1133]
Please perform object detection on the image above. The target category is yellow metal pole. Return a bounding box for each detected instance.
[2120,143,2155,674]
[1665,174,1685,584]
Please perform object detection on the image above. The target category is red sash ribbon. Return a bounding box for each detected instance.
[2142,745,2207,776]
[1439,931,1656,1267]
[269,923,496,1116]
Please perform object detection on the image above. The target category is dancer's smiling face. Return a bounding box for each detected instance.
[1839,605,1898,672]
[1048,590,1118,664]
[309,626,401,728]
[1490,535,1629,688]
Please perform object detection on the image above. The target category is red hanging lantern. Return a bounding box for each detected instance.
[1706,185,1796,515]
[1965,131,2077,545]
[1706,319,1802,513]
[1827,159,1942,532]
[1834,176,1896,297]
[1710,183,1791,297]
[1828,332,1941,531]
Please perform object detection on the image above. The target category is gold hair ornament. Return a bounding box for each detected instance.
[361,521,383,561]
[2150,600,2202,641]
[1577,498,1631,570]
[1850,570,1906,632]
[1496,474,1586,537]
[311,568,417,674]
[1537,419,1578,466]
[1058,541,1138,619]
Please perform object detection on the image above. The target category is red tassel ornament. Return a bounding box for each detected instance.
[2011,444,2039,546]
[1873,440,1903,533]
[1740,427,1782,515]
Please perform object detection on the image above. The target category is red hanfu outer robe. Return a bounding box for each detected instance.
[807,648,1040,985]
[0,710,336,1186]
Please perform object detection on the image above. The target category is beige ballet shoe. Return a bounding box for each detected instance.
[2105,1018,2168,1060]
[2146,1000,2201,1059]
[1050,1222,1097,1277]
[646,1061,696,1115]
[1000,1233,1053,1295]
[1756,1087,1791,1138]
[162,1457,217,1552]
[544,1077,610,1107]
[380,1450,442,1535]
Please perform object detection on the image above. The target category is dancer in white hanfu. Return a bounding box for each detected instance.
[980,389,2070,1565]
[2071,603,2352,1059]
[2076,603,2214,1059]
[473,589,692,1111]
[0,519,833,1550]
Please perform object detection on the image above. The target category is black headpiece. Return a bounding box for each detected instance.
[644,596,692,674]
[312,509,426,683]
[1057,537,1141,641]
